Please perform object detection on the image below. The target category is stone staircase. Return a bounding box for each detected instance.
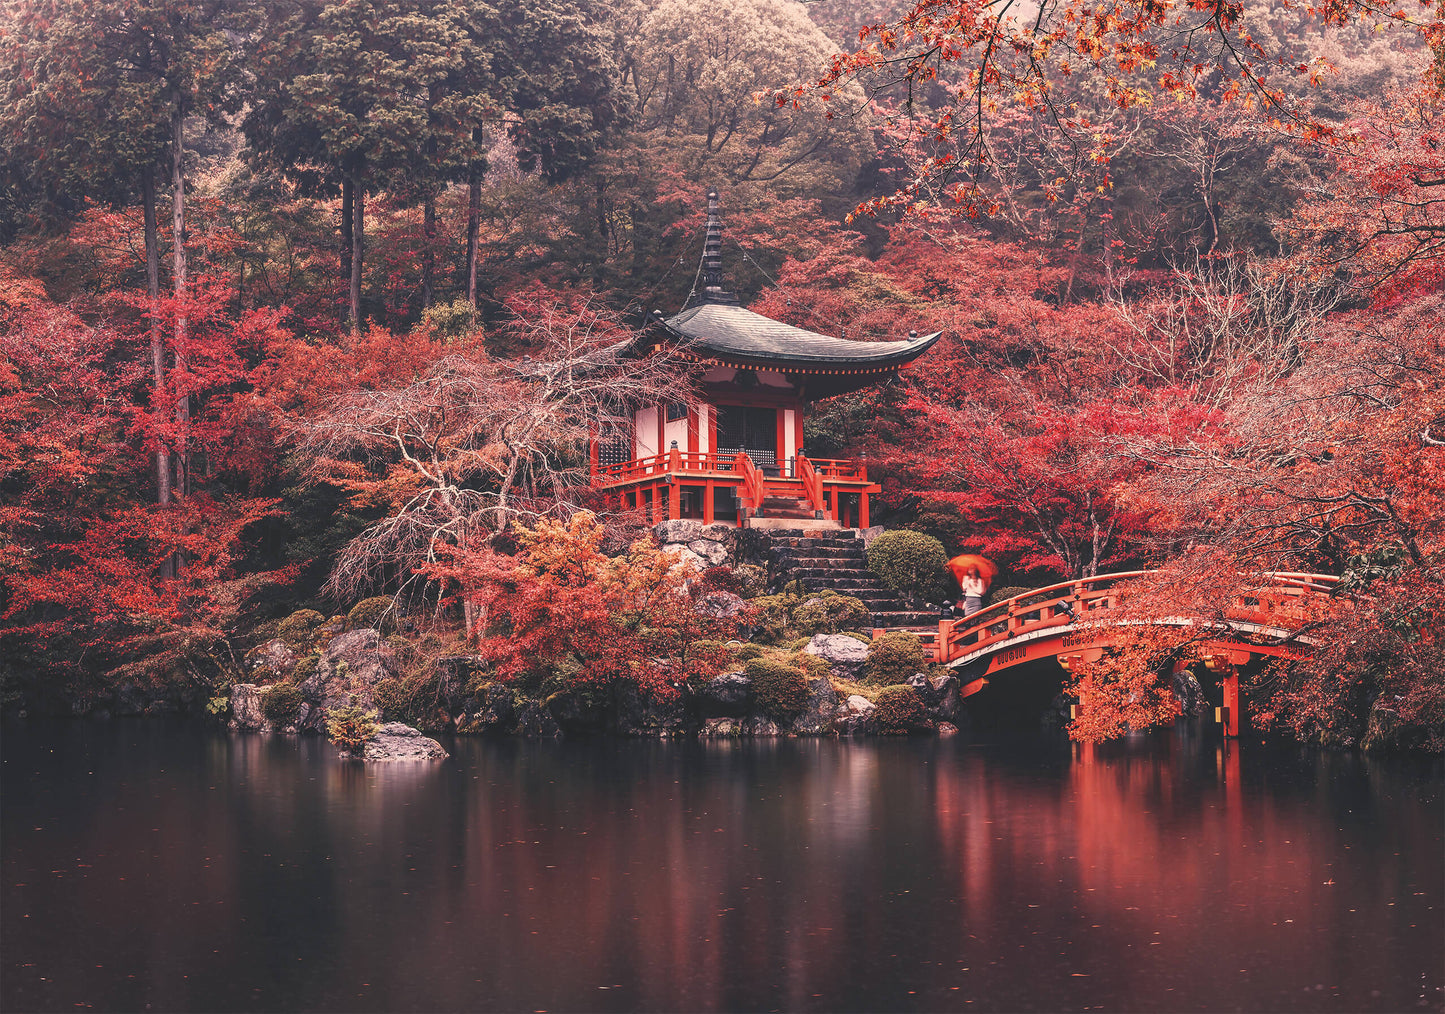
[765,530,937,629]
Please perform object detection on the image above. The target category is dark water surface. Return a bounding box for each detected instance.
[2,720,1441,1013]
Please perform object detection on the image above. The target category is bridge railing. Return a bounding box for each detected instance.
[926,571,1341,665]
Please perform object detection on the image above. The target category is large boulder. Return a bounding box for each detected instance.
[804,633,871,678]
[229,683,268,732]
[654,519,705,544]
[546,689,607,734]
[245,638,298,682]
[696,591,748,620]
[691,672,753,717]
[362,722,448,762]
[909,672,961,722]
[295,628,400,732]
[787,675,837,735]
[459,684,519,734]
[835,694,877,736]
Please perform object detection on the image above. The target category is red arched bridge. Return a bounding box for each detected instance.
[877,571,1340,737]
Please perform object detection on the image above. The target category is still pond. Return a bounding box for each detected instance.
[2,719,1441,1012]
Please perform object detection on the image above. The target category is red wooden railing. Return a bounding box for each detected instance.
[795,454,827,517]
[595,451,871,488]
[912,571,1341,665]
[734,452,766,513]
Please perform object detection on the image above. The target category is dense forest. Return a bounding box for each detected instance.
[0,0,1440,748]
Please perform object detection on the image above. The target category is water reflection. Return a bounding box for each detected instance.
[3,720,1440,1012]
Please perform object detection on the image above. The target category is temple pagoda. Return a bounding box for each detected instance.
[589,192,940,530]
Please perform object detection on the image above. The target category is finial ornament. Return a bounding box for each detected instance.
[693,189,738,307]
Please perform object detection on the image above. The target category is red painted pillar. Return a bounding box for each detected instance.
[1222,669,1241,738]
[588,424,599,478]
[858,491,869,529]
[668,482,681,521]
[703,481,714,525]
[650,486,662,524]
[829,487,838,522]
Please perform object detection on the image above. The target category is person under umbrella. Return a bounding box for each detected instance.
[947,554,997,617]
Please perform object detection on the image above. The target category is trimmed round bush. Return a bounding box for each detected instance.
[791,590,871,636]
[747,594,793,644]
[260,682,303,725]
[866,631,926,686]
[874,685,928,733]
[986,585,1031,606]
[789,651,831,681]
[348,596,395,633]
[277,609,324,647]
[866,531,950,602]
[744,658,809,719]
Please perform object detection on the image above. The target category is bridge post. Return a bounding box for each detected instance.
[1222,669,1241,738]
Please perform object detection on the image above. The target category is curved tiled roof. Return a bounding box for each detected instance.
[661,303,941,372]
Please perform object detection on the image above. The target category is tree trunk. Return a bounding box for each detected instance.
[341,176,354,285]
[142,167,170,509]
[466,171,481,310]
[422,195,436,310]
[349,173,364,330]
[171,107,190,501]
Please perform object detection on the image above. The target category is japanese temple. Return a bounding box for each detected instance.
[589,192,941,530]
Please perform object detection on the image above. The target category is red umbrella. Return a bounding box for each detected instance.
[947,554,997,591]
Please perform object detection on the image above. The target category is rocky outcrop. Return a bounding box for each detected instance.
[295,628,400,732]
[803,633,871,679]
[653,520,736,571]
[791,675,838,735]
[702,715,782,737]
[245,638,298,682]
[696,591,748,619]
[611,681,691,737]
[909,672,961,723]
[1362,699,1444,753]
[513,701,564,738]
[1172,669,1204,717]
[690,672,754,717]
[362,722,448,762]
[835,694,878,736]
[229,683,268,732]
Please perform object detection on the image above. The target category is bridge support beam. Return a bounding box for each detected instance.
[1222,670,1241,738]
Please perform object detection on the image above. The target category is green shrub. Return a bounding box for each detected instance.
[866,531,950,602]
[348,596,395,633]
[745,658,809,719]
[260,682,303,725]
[839,631,873,643]
[748,593,795,644]
[372,677,406,718]
[790,651,831,681]
[326,696,380,755]
[874,685,928,733]
[734,643,765,660]
[277,609,325,647]
[986,585,1031,605]
[791,590,871,636]
[866,631,926,686]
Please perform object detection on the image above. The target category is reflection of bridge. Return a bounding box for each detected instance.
[881,571,1340,737]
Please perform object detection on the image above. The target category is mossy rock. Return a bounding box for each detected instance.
[292,655,322,684]
[866,530,950,602]
[744,658,809,720]
[733,564,769,599]
[260,682,303,726]
[839,630,873,644]
[866,631,926,686]
[789,651,831,681]
[791,590,870,637]
[347,596,395,633]
[734,643,765,661]
[277,610,325,648]
[873,685,928,733]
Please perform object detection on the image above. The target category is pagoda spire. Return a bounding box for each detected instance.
[694,190,738,306]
